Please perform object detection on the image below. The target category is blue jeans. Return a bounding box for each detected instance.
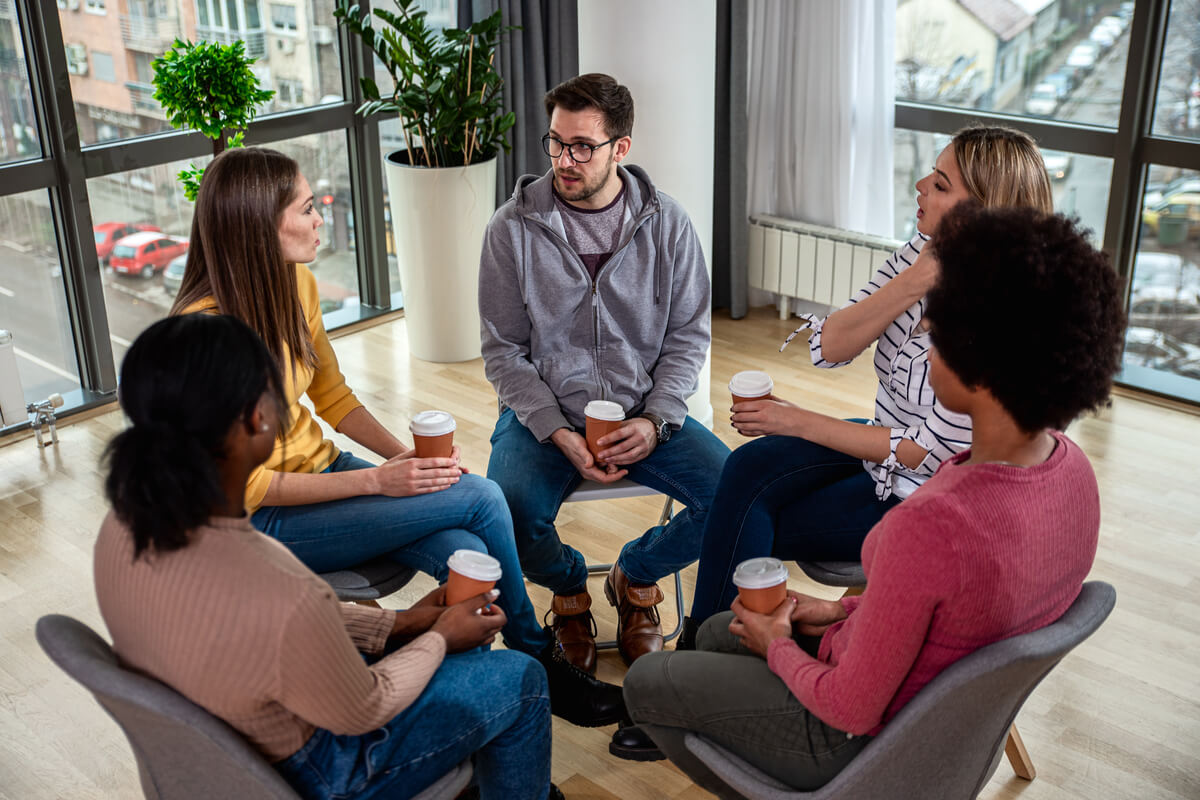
[275,649,551,800]
[486,409,730,593]
[689,429,902,624]
[252,453,551,655]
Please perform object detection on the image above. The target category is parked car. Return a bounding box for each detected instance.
[161,253,187,296]
[108,232,189,279]
[1042,150,1073,181]
[1043,70,1076,98]
[1089,25,1117,50]
[1066,42,1100,72]
[1123,326,1200,379]
[1140,192,1200,238]
[93,221,160,264]
[1097,15,1126,36]
[1130,251,1200,299]
[1025,83,1060,116]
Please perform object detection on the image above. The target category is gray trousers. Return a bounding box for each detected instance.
[623,612,870,798]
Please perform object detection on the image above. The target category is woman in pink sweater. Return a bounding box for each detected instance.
[614,204,1126,793]
[94,313,561,800]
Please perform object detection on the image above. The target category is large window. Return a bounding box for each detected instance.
[0,6,39,163]
[896,0,1133,126]
[896,0,1200,405]
[0,0,393,432]
[58,0,345,146]
[0,191,82,403]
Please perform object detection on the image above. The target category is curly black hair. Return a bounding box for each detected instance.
[925,203,1126,433]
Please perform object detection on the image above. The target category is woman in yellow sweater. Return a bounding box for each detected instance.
[169,147,621,729]
[97,313,557,799]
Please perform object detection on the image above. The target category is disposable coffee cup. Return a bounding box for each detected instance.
[584,400,625,464]
[445,549,503,605]
[729,371,774,404]
[410,410,456,459]
[732,557,790,614]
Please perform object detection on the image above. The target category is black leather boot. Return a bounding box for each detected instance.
[537,639,626,727]
[674,615,700,651]
[608,720,666,761]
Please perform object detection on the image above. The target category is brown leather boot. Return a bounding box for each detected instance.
[604,563,664,665]
[547,591,597,675]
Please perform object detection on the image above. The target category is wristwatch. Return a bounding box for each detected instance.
[639,413,671,444]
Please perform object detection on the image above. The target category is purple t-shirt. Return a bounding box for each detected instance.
[553,180,627,281]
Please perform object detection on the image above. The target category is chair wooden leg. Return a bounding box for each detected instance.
[354,599,382,608]
[1004,723,1036,780]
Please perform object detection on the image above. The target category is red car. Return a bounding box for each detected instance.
[108,232,189,278]
[94,221,161,264]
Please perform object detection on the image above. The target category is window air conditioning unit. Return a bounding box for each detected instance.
[66,43,88,75]
[311,25,333,45]
[277,37,295,55]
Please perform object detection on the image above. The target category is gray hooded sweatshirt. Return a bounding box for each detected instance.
[479,165,710,443]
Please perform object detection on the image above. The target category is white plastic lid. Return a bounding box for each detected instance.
[729,370,773,397]
[410,410,456,436]
[447,549,502,581]
[584,400,624,421]
[732,557,789,589]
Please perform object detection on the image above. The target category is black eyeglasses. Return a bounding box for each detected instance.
[541,134,619,163]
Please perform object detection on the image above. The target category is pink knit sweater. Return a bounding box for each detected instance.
[94,513,446,762]
[767,431,1099,736]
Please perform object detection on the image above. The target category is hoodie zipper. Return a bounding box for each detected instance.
[522,201,660,403]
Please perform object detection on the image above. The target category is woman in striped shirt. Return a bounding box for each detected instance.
[686,125,1054,633]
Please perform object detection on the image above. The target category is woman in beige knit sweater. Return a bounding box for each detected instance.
[94,313,562,800]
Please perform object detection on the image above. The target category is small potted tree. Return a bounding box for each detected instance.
[335,0,514,362]
[152,38,274,200]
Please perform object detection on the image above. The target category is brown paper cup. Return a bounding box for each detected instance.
[731,391,772,404]
[586,417,624,464]
[737,582,788,614]
[445,570,498,605]
[412,431,454,459]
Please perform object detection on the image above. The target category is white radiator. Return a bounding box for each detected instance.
[748,215,902,319]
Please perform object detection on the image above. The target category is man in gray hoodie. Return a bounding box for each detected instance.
[479,74,730,673]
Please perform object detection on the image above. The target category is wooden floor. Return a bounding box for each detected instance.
[1,306,1198,799]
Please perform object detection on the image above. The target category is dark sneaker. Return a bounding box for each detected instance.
[538,639,625,727]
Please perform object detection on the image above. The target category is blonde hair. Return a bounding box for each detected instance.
[952,125,1054,214]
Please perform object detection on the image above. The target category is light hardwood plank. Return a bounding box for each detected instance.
[1,306,1198,799]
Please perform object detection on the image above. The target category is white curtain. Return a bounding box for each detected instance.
[746,0,895,239]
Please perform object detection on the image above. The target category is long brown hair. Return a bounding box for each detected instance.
[952,125,1054,215]
[170,147,317,371]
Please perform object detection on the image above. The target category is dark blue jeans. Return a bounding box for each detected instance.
[689,429,901,624]
[275,649,551,800]
[486,409,731,593]
[251,453,551,655]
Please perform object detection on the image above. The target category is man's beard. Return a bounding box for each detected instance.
[554,153,616,203]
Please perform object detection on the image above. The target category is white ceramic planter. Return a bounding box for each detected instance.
[385,153,497,362]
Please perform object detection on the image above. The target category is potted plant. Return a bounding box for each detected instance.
[335,0,514,362]
[152,39,274,200]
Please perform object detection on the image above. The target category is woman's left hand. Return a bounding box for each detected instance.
[729,595,796,657]
[730,395,804,438]
[393,444,470,474]
[390,585,449,638]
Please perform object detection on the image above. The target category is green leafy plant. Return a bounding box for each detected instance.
[334,0,516,168]
[151,39,274,200]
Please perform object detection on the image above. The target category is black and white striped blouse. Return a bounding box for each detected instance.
[803,233,973,500]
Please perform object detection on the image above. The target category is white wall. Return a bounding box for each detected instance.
[577,0,717,426]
